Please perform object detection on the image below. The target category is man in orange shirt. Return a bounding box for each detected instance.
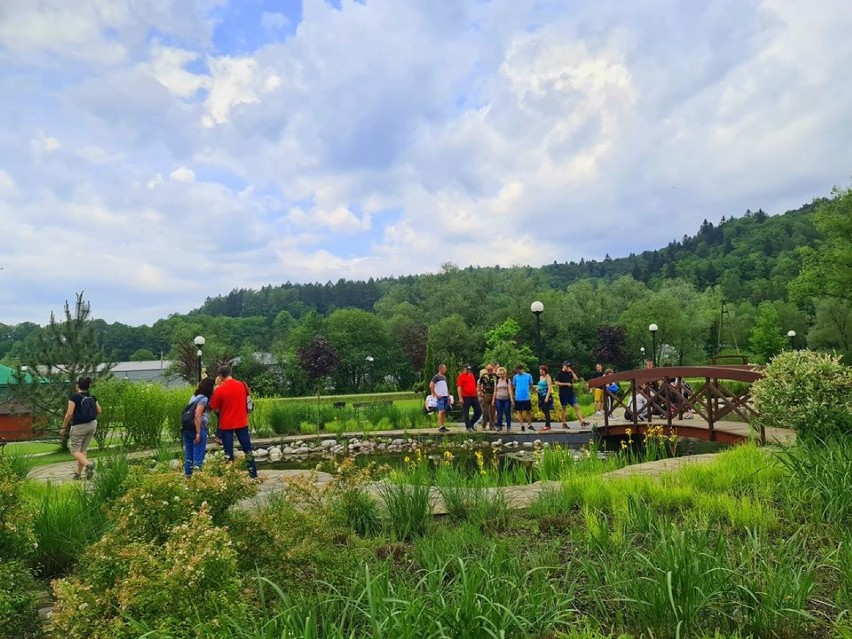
[209,365,258,478]
[456,364,481,432]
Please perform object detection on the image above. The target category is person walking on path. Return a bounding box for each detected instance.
[493,366,514,431]
[456,364,481,432]
[555,361,590,428]
[512,364,535,431]
[430,363,452,433]
[477,368,495,429]
[60,376,101,480]
[590,363,605,415]
[209,365,258,478]
[183,377,215,477]
[537,364,555,431]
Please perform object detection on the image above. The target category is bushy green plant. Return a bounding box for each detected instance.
[51,503,250,639]
[0,448,37,480]
[752,349,852,439]
[0,456,37,561]
[381,462,434,541]
[0,560,41,639]
[0,457,40,639]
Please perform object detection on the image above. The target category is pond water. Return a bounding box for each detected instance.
[255,434,728,474]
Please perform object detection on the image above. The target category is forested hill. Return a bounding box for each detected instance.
[195,201,822,320]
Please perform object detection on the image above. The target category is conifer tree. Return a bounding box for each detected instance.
[9,292,114,444]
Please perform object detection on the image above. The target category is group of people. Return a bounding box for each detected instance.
[428,361,600,433]
[60,365,259,482]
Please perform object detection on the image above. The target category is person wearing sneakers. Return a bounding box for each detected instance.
[537,364,555,430]
[430,363,451,433]
[555,361,590,428]
[60,376,101,480]
[456,364,481,432]
[512,364,535,431]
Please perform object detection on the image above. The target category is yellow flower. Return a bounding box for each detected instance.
[404,456,411,464]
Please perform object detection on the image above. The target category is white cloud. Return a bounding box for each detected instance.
[169,166,196,182]
[141,43,211,98]
[289,205,372,233]
[202,56,281,127]
[261,11,289,32]
[0,170,17,197]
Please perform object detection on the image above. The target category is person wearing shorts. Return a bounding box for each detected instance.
[430,363,451,433]
[555,361,590,428]
[512,364,534,431]
[590,363,605,414]
[60,376,101,480]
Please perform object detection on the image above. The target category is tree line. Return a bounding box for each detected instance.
[2,190,849,398]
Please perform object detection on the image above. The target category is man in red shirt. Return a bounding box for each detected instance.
[456,364,481,432]
[209,365,258,478]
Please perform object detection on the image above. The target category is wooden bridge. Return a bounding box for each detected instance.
[587,365,791,445]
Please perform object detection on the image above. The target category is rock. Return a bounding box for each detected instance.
[282,446,295,455]
[533,439,542,446]
[392,438,405,446]
[377,443,387,451]
[321,439,337,449]
[254,448,268,458]
[269,446,282,455]
[297,446,311,454]
[491,440,502,448]
[170,459,180,470]
[522,441,533,448]
[269,452,282,461]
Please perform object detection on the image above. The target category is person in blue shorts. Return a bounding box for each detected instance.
[554,361,590,428]
[512,364,534,431]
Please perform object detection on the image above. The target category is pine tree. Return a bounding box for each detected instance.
[9,292,114,445]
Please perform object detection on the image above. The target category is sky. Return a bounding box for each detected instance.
[1,0,851,326]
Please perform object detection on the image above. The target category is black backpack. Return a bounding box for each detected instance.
[76,395,98,423]
[181,398,200,433]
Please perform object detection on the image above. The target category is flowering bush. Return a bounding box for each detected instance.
[51,504,249,639]
[752,350,852,439]
[114,453,257,544]
[0,458,40,638]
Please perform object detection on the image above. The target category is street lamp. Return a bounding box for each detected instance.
[530,301,544,364]
[648,323,658,367]
[193,335,205,383]
[787,330,796,350]
[365,355,374,392]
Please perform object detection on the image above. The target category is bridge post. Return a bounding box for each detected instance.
[706,376,714,441]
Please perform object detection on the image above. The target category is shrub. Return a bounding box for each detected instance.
[0,560,41,639]
[0,456,37,561]
[51,504,250,639]
[114,454,257,544]
[752,350,852,439]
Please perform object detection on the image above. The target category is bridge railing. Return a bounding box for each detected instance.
[588,366,764,443]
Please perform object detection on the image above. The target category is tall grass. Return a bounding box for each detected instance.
[380,463,433,541]
[215,548,575,639]
[260,399,429,435]
[776,437,852,527]
[0,448,37,479]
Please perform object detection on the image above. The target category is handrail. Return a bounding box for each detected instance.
[587,365,762,388]
[587,365,765,444]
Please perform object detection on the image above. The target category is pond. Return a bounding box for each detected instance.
[251,432,729,476]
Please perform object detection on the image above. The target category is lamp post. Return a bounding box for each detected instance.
[648,323,658,367]
[193,335,205,383]
[530,301,544,364]
[787,330,796,351]
[365,355,374,392]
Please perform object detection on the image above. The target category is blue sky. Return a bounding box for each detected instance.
[1,0,851,325]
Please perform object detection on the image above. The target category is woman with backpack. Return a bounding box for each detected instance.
[60,376,101,480]
[182,377,215,477]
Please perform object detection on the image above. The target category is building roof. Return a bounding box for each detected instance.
[0,364,34,387]
[112,360,172,373]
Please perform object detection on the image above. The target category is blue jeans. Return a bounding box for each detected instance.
[220,426,257,478]
[182,427,208,476]
[495,399,512,430]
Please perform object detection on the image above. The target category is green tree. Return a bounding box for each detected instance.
[749,302,786,363]
[8,292,115,445]
[790,185,852,306]
[482,319,536,372]
[129,348,156,361]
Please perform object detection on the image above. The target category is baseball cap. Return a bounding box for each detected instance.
[464,364,473,370]
[563,361,572,367]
